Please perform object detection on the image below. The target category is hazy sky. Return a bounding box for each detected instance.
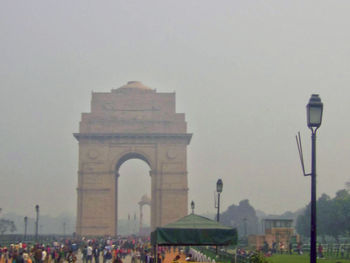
[1,1,350,225]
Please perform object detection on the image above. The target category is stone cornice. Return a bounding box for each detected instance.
[78,171,114,175]
[76,188,111,192]
[73,133,192,145]
[153,187,189,192]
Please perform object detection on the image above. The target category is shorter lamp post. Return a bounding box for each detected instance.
[215,179,223,255]
[216,179,223,222]
[306,94,323,263]
[191,201,195,214]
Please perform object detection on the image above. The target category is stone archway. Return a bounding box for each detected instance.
[74,81,192,236]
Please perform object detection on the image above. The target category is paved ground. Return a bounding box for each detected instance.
[163,251,186,263]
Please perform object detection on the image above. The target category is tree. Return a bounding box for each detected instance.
[296,203,310,237]
[296,189,350,240]
[316,194,332,240]
[0,219,16,235]
[296,194,334,238]
[220,199,259,237]
[330,189,350,239]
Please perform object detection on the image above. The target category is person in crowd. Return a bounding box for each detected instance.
[279,242,285,254]
[66,251,76,263]
[87,244,93,263]
[272,241,277,254]
[82,246,87,263]
[113,256,122,263]
[103,248,112,263]
[318,244,324,258]
[297,242,303,255]
[93,246,100,263]
[22,252,31,263]
[289,242,293,255]
[41,248,47,263]
[13,250,24,263]
[33,247,43,263]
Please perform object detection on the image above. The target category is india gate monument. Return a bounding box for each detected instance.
[74,81,192,236]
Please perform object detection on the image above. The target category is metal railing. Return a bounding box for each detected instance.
[193,246,236,263]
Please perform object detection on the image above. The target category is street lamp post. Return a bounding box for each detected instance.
[35,205,39,242]
[24,216,28,241]
[191,201,195,214]
[216,179,223,222]
[215,179,223,255]
[306,94,323,263]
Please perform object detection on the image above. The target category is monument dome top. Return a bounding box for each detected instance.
[118,81,152,91]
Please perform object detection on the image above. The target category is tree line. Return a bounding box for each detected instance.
[296,189,350,240]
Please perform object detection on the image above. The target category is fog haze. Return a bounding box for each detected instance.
[1,1,350,223]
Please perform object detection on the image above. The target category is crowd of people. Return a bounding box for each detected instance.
[0,237,161,263]
[0,240,79,263]
[259,240,304,256]
[2,236,344,263]
[0,238,229,263]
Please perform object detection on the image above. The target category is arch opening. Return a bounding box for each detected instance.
[115,152,151,171]
[115,153,152,236]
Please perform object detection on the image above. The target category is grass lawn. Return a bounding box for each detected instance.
[267,254,350,263]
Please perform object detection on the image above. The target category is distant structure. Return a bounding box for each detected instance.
[248,219,299,249]
[74,81,192,236]
[138,194,151,235]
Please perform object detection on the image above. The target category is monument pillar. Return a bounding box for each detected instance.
[115,172,120,236]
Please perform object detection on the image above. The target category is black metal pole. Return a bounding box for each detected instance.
[310,131,317,263]
[217,192,221,222]
[216,193,221,255]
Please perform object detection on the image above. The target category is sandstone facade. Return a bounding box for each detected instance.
[74,81,192,236]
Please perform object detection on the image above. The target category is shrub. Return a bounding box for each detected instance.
[250,252,268,263]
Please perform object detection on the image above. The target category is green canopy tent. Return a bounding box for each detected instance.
[151,213,237,246]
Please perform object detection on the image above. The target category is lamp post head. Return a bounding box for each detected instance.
[307,94,323,129]
[216,179,223,193]
[191,200,195,213]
